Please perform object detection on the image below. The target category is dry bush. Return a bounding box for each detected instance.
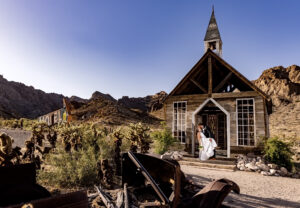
[151,122,176,155]
[38,124,115,188]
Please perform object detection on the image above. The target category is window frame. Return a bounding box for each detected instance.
[236,98,256,146]
[172,101,187,144]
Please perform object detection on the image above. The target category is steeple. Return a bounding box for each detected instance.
[204,6,222,57]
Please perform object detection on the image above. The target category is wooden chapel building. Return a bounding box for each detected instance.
[163,8,272,157]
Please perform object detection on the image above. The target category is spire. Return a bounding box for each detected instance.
[204,6,222,57]
[204,6,221,41]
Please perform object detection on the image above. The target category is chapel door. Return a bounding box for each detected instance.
[204,114,226,150]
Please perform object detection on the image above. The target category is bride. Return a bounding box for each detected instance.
[197,123,217,160]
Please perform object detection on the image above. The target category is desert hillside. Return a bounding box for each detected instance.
[0,75,64,119]
[117,91,167,119]
[0,73,166,126]
[67,91,164,126]
[254,65,300,138]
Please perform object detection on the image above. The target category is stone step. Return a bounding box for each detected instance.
[179,160,237,171]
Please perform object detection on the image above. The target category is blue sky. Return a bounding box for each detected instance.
[0,0,299,99]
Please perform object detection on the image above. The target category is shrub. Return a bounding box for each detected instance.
[38,144,99,188]
[0,118,39,130]
[126,123,151,153]
[151,122,176,155]
[38,124,115,188]
[264,137,294,171]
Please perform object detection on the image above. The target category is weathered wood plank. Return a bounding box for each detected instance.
[212,91,260,99]
[208,56,212,95]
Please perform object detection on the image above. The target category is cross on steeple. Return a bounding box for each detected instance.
[204,6,222,57]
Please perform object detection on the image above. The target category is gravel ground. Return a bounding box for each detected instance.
[181,165,300,208]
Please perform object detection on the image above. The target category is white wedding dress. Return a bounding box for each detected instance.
[199,132,217,161]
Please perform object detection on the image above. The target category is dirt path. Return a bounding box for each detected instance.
[181,165,300,208]
[0,128,31,147]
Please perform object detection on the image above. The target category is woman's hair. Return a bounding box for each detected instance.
[198,122,204,126]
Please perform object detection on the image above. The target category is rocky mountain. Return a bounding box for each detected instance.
[254,65,300,138]
[92,91,116,102]
[0,73,165,126]
[68,91,162,126]
[117,91,168,112]
[0,75,64,119]
[117,91,168,120]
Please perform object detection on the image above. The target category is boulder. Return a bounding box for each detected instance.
[237,161,245,169]
[256,156,262,162]
[161,152,172,160]
[280,167,288,176]
[245,162,259,171]
[267,163,278,169]
[261,171,271,176]
[257,163,270,172]
[239,166,245,171]
[161,151,183,161]
[171,151,183,161]
[270,169,276,175]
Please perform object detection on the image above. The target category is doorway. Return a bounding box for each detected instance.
[197,106,227,150]
[192,98,230,157]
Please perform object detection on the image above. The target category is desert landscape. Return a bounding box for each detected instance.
[0,1,300,208]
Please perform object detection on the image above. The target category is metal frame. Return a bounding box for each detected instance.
[127,151,170,205]
[192,98,230,158]
[235,98,256,146]
[172,101,187,144]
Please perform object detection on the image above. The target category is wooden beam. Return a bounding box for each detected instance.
[190,78,208,93]
[212,59,225,77]
[192,64,207,80]
[166,94,209,103]
[263,99,268,138]
[213,72,233,93]
[208,56,212,96]
[208,51,270,100]
[212,91,260,99]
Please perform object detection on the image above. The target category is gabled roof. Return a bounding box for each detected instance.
[204,7,222,42]
[165,49,269,101]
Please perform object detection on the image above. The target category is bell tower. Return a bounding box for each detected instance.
[204,6,222,57]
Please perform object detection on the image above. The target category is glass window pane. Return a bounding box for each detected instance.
[237,99,255,146]
[173,102,186,143]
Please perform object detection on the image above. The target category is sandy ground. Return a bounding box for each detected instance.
[0,128,31,147]
[181,165,300,208]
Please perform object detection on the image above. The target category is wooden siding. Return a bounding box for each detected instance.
[164,92,267,151]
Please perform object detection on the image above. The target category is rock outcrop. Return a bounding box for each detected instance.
[0,75,64,119]
[118,91,167,113]
[254,65,300,138]
[68,91,162,126]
